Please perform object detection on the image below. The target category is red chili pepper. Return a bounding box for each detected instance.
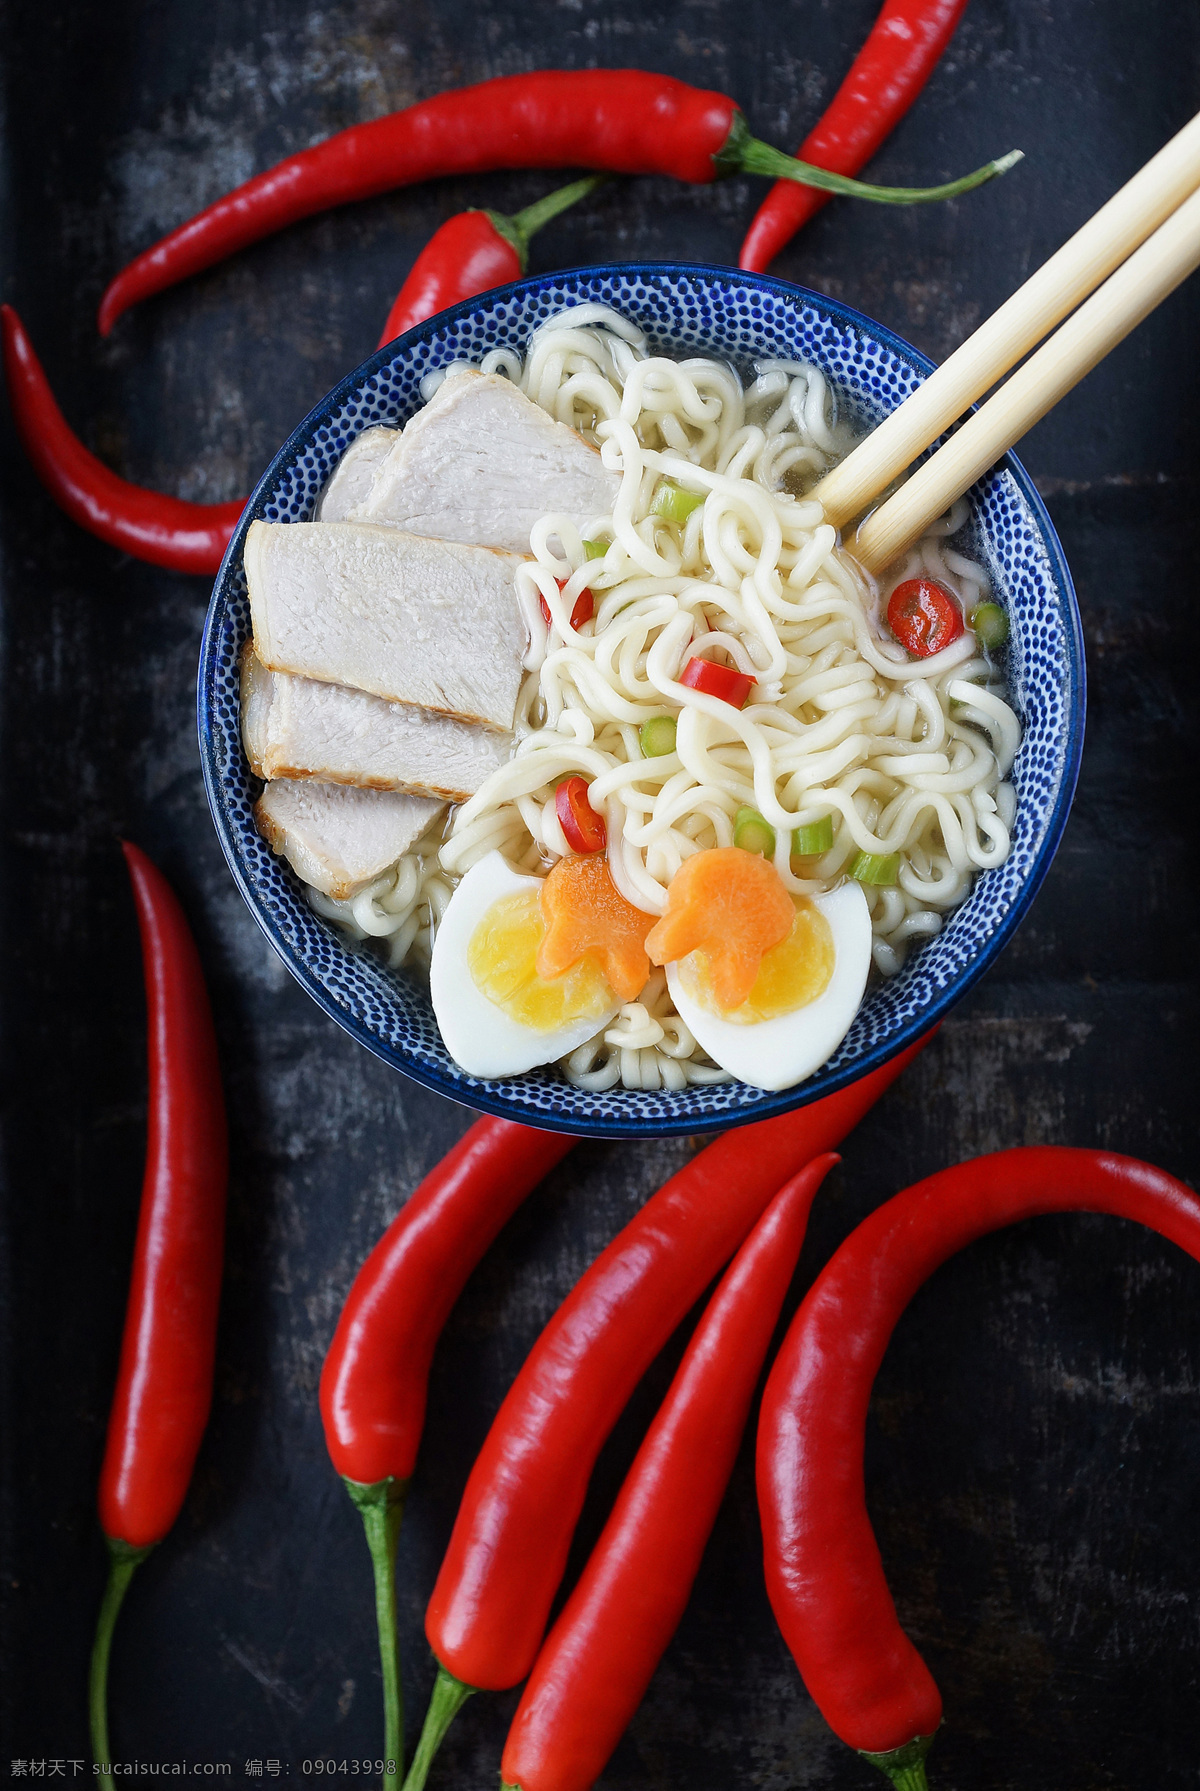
[680,655,755,709]
[500,1158,833,1791]
[757,1146,1200,1790]
[6,174,594,574]
[7,175,593,574]
[403,1032,934,1790]
[555,776,607,853]
[319,1117,576,1770]
[885,577,964,657]
[89,843,228,1767]
[739,0,969,272]
[97,71,1015,333]
[1,305,244,576]
[379,175,603,347]
[539,580,595,632]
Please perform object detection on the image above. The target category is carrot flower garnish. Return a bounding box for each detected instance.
[645,847,794,1010]
[537,855,653,1003]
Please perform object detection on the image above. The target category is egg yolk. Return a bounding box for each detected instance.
[680,898,835,1023]
[467,890,616,1031]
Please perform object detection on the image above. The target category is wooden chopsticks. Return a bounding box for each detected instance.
[852,181,1200,572]
[810,109,1200,567]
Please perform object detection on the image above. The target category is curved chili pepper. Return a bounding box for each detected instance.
[89,843,228,1766]
[97,71,1017,333]
[319,1117,576,1770]
[739,0,970,272]
[8,169,591,575]
[379,175,604,347]
[403,1032,933,1791]
[1,305,243,575]
[500,1156,834,1791]
[757,1146,1200,1790]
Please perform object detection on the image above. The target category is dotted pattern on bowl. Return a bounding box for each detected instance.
[199,265,1084,1138]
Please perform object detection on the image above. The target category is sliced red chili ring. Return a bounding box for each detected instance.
[680,655,755,709]
[885,577,964,658]
[540,579,595,631]
[556,776,607,853]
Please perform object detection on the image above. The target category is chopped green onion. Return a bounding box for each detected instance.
[581,538,608,561]
[850,851,900,886]
[792,815,834,856]
[970,601,1009,649]
[734,807,776,857]
[639,715,677,758]
[650,480,705,524]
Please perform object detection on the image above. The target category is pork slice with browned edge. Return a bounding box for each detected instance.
[245,519,526,731]
[351,369,620,552]
[254,779,443,900]
[240,647,509,803]
[316,424,401,521]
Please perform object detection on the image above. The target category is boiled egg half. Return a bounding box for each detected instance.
[664,880,872,1091]
[430,850,621,1078]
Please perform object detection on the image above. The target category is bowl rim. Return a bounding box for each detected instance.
[198,260,1086,1138]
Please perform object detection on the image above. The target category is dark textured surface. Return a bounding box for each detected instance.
[1,2,1198,1784]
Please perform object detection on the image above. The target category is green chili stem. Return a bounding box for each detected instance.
[720,113,1023,205]
[488,175,609,267]
[877,1765,930,1791]
[343,1476,409,1777]
[859,1732,936,1790]
[401,1664,476,1791]
[89,1537,153,1766]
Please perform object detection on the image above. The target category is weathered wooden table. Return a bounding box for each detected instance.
[2,2,1198,1784]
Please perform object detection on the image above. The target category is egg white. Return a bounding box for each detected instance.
[429,850,621,1079]
[664,880,872,1091]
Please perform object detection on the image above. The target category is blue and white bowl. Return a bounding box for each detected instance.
[198,264,1085,1139]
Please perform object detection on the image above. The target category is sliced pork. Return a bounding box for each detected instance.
[316,425,400,521]
[240,648,509,802]
[245,519,526,731]
[255,779,442,900]
[351,369,620,551]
